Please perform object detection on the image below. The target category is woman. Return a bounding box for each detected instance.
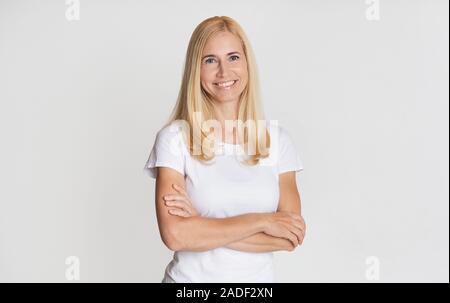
[143,16,306,283]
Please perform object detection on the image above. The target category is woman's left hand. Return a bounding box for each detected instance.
[163,183,200,218]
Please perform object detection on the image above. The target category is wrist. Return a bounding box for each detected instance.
[254,212,269,233]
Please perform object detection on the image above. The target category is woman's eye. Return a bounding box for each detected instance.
[204,56,239,64]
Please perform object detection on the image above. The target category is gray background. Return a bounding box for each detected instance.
[0,0,448,282]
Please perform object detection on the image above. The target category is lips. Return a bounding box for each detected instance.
[214,80,238,88]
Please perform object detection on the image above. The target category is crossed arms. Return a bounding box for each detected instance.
[153,167,306,253]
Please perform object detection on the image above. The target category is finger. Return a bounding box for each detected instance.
[279,212,303,225]
[165,200,188,209]
[172,184,188,196]
[165,200,195,216]
[278,228,298,247]
[282,222,304,244]
[164,194,186,201]
[164,195,194,208]
[299,232,305,245]
[287,212,305,224]
[298,216,306,229]
[280,221,304,243]
[168,208,190,217]
[298,228,305,245]
[288,217,306,234]
[285,232,299,248]
[165,194,194,207]
[284,212,304,225]
[171,185,196,206]
[276,223,299,247]
[292,226,304,243]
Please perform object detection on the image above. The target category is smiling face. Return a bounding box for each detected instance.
[200,31,248,104]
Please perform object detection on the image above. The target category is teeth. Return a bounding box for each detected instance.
[215,80,236,87]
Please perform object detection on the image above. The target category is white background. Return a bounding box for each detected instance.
[0,0,448,282]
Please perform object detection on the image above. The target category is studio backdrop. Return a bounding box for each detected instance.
[0,0,448,282]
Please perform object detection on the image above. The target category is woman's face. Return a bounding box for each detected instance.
[200,31,248,104]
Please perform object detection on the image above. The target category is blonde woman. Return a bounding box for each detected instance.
[143,16,306,283]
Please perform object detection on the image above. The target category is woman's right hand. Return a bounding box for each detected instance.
[262,211,306,249]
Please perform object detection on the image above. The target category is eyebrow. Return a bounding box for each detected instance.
[202,51,241,60]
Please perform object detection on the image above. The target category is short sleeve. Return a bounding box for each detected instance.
[276,126,304,175]
[143,124,186,179]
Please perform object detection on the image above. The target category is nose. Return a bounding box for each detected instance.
[216,61,230,78]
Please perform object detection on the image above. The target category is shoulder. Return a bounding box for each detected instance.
[143,120,188,179]
[154,120,188,155]
[268,122,303,173]
[157,120,185,138]
[266,121,294,148]
[156,120,188,143]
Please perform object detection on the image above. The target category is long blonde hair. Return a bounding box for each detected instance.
[163,16,270,166]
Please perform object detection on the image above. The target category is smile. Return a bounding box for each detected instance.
[214,80,238,89]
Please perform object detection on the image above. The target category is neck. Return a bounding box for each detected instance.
[212,99,240,143]
[212,100,239,125]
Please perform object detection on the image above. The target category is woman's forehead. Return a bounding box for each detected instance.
[202,32,243,54]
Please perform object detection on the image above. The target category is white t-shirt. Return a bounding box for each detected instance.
[143,120,304,283]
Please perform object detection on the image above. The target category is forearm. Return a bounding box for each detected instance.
[225,232,293,253]
[172,213,265,252]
